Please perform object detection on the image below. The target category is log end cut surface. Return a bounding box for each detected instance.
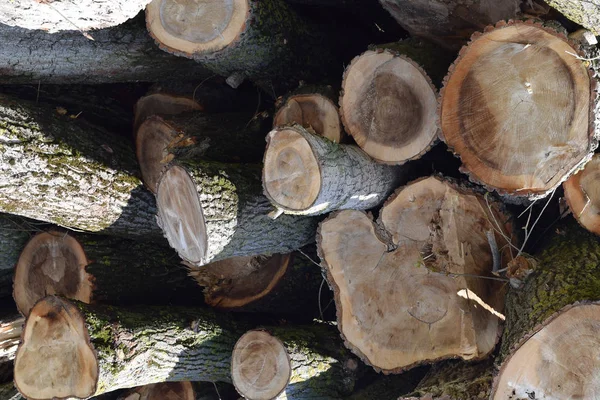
[318,176,511,372]
[492,303,600,399]
[156,165,208,265]
[134,93,201,134]
[263,128,321,211]
[232,330,291,400]
[274,94,343,143]
[340,50,438,164]
[146,0,249,55]
[440,21,595,198]
[564,154,600,235]
[14,296,98,400]
[13,232,92,317]
[124,382,195,400]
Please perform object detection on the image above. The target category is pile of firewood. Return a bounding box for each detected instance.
[0,0,599,399]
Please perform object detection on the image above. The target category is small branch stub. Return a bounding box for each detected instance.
[232,330,291,400]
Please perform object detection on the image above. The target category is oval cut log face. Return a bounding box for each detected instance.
[564,154,600,235]
[440,22,593,196]
[147,0,250,54]
[493,303,600,399]
[318,176,511,371]
[340,50,438,164]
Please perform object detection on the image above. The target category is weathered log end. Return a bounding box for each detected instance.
[14,296,98,400]
[492,302,600,399]
[340,49,438,164]
[440,20,596,200]
[563,153,600,234]
[121,382,195,400]
[274,93,343,143]
[134,93,202,134]
[156,165,208,265]
[318,176,512,372]
[13,232,92,317]
[146,0,249,56]
[191,254,289,309]
[232,330,291,400]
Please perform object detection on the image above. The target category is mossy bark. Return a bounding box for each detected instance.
[66,301,360,398]
[0,15,212,84]
[0,215,32,298]
[0,95,162,239]
[501,222,600,358]
[545,1,600,35]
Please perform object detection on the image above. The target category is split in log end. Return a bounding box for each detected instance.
[13,232,92,317]
[563,154,600,235]
[231,330,291,400]
[14,296,98,400]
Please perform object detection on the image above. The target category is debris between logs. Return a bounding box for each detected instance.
[0,315,23,382]
[273,85,345,143]
[492,222,600,399]
[14,295,359,399]
[156,160,317,266]
[563,153,600,235]
[317,176,513,372]
[439,20,597,200]
[340,48,439,164]
[146,0,340,94]
[231,330,291,399]
[12,231,203,317]
[263,125,403,215]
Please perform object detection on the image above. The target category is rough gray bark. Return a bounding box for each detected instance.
[20,296,361,398]
[0,95,163,239]
[545,1,600,35]
[0,215,32,298]
[379,0,522,49]
[0,0,151,32]
[0,16,212,84]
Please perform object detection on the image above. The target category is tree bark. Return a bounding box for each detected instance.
[263,125,403,215]
[378,0,521,49]
[0,15,212,84]
[156,160,317,266]
[0,96,162,239]
[15,296,360,399]
[146,0,341,95]
[545,1,600,35]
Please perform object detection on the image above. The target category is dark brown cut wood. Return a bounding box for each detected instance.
[120,382,195,400]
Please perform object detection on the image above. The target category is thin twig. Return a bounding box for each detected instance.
[486,230,500,273]
[41,0,94,40]
[517,188,556,257]
[192,75,217,102]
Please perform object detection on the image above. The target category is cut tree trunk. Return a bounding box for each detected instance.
[273,85,345,143]
[0,215,32,298]
[563,153,600,234]
[0,315,23,382]
[14,296,360,399]
[263,125,403,215]
[378,0,521,49]
[317,176,513,372]
[340,47,439,164]
[491,222,600,399]
[145,0,340,94]
[120,382,195,400]
[0,0,151,32]
[0,15,212,84]
[156,160,317,266]
[439,20,597,200]
[12,231,204,316]
[544,0,600,35]
[0,95,162,239]
[136,111,269,193]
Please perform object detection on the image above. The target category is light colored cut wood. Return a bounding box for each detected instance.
[134,93,202,134]
[318,176,512,372]
[340,49,438,164]
[122,382,195,400]
[232,330,291,400]
[14,296,98,400]
[440,21,595,199]
[492,303,600,399]
[146,0,250,55]
[13,232,92,317]
[564,154,600,234]
[274,94,343,143]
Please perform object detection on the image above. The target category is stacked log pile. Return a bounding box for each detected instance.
[1,1,599,399]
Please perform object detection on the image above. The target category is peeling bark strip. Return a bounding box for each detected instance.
[146,0,339,94]
[13,231,203,317]
[340,48,439,164]
[492,223,600,399]
[563,153,600,234]
[440,20,597,200]
[378,0,521,49]
[545,0,600,35]
[263,125,402,215]
[14,296,359,399]
[156,160,317,266]
[0,96,162,239]
[317,176,513,372]
[0,16,212,84]
[0,215,31,298]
